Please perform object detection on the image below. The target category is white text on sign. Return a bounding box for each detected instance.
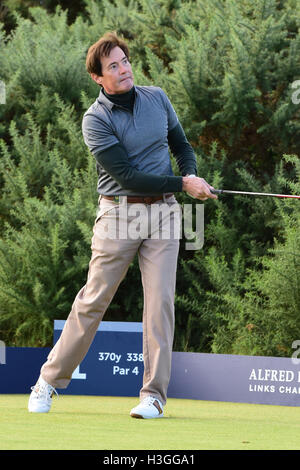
[98,351,143,376]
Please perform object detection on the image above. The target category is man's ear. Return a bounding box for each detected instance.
[90,73,102,86]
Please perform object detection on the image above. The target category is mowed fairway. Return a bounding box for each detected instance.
[1,394,300,450]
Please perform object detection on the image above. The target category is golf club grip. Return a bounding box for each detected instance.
[210,189,223,195]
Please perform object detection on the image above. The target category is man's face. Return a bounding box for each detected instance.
[91,46,134,94]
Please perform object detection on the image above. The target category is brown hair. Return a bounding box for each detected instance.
[85,32,130,76]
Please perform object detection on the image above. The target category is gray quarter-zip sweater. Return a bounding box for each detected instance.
[82,86,197,196]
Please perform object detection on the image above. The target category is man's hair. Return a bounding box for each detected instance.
[86,31,130,76]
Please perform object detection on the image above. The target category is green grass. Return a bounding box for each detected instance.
[0,394,300,450]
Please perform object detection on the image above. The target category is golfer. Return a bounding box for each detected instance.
[28,32,217,418]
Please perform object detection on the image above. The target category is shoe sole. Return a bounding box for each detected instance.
[130,413,163,419]
[130,413,144,419]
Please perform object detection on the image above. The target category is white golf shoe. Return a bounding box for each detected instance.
[28,376,58,413]
[130,396,164,419]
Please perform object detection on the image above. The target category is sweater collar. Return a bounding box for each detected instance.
[97,86,136,111]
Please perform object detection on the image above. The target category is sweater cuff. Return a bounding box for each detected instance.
[168,176,183,192]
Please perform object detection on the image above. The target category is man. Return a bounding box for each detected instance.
[28,32,217,419]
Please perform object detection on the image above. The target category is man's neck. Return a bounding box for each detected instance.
[103,86,135,112]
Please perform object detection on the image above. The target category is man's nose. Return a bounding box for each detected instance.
[119,62,128,74]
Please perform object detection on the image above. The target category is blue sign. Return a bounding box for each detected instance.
[1,320,300,407]
[53,321,143,397]
[168,352,300,406]
[0,347,50,393]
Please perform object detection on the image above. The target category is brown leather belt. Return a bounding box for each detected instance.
[102,194,173,204]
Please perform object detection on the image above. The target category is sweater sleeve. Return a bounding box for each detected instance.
[168,122,198,176]
[94,143,183,194]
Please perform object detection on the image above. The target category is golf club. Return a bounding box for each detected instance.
[210,189,300,199]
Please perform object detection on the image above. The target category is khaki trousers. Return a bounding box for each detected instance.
[41,195,181,405]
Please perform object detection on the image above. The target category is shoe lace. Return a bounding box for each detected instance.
[142,396,158,407]
[31,382,58,400]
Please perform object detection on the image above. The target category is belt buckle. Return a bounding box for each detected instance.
[113,196,120,203]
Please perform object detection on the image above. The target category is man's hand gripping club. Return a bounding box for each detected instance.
[182,176,218,201]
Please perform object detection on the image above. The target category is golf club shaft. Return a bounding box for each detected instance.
[210,189,300,199]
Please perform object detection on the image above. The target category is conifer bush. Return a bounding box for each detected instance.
[0,0,299,353]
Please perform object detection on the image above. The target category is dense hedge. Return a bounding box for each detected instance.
[0,0,299,356]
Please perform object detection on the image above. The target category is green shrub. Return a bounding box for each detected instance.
[0,1,299,353]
